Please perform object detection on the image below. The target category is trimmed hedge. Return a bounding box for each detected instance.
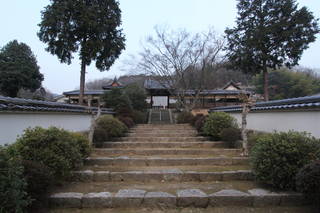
[203,112,238,140]
[131,110,147,124]
[251,131,320,190]
[0,146,31,213]
[194,115,207,133]
[177,111,195,124]
[221,127,241,148]
[11,127,90,180]
[296,160,320,205]
[93,115,128,145]
[3,127,91,210]
[118,116,135,128]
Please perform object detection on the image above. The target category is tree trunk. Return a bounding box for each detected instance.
[263,66,269,101]
[241,104,249,156]
[79,59,86,105]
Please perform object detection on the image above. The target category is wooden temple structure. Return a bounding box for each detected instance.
[62,77,250,109]
[144,79,250,109]
[62,78,123,107]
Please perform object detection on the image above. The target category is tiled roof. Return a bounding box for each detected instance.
[184,90,251,96]
[144,79,250,95]
[102,77,123,89]
[63,90,107,96]
[0,96,114,114]
[209,95,320,113]
[144,79,172,90]
[222,80,241,90]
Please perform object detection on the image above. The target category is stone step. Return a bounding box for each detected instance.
[71,169,253,182]
[117,137,209,142]
[48,206,319,213]
[137,124,191,127]
[92,148,241,157]
[132,126,195,130]
[132,127,195,131]
[101,141,227,149]
[85,157,249,166]
[129,129,198,134]
[82,165,251,172]
[50,185,309,208]
[127,133,198,137]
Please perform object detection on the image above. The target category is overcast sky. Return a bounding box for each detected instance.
[0,0,319,94]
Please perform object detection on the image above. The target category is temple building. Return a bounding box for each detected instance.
[61,77,250,109]
[144,79,250,109]
[62,78,123,107]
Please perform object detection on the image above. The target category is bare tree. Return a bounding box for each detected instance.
[138,26,225,111]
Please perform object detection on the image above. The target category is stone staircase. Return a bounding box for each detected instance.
[49,124,310,211]
[149,109,172,124]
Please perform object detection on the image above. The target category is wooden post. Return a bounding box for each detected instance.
[88,106,102,146]
[150,95,153,108]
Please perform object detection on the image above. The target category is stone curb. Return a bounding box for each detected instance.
[71,170,253,182]
[92,148,241,156]
[49,188,309,209]
[127,133,198,137]
[117,137,209,142]
[102,142,226,149]
[85,157,249,166]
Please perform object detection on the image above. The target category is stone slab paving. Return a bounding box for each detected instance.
[49,188,309,208]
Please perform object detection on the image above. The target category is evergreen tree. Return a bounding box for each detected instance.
[124,83,148,111]
[225,0,319,101]
[38,0,125,104]
[252,68,320,100]
[0,40,44,97]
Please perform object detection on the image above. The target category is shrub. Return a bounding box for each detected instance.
[116,94,134,115]
[0,146,31,212]
[131,110,147,124]
[12,127,90,180]
[251,131,320,190]
[118,116,135,128]
[102,88,123,108]
[203,112,238,140]
[194,115,207,133]
[93,115,128,144]
[177,111,195,124]
[221,127,241,148]
[296,160,320,204]
[22,160,54,208]
[124,83,148,111]
[70,132,91,159]
[247,131,269,154]
[191,114,204,126]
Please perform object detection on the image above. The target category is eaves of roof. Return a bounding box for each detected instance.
[0,96,114,114]
[63,90,106,95]
[209,95,320,113]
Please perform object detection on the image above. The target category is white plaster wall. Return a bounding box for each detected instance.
[0,113,93,145]
[153,96,168,107]
[230,111,320,138]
